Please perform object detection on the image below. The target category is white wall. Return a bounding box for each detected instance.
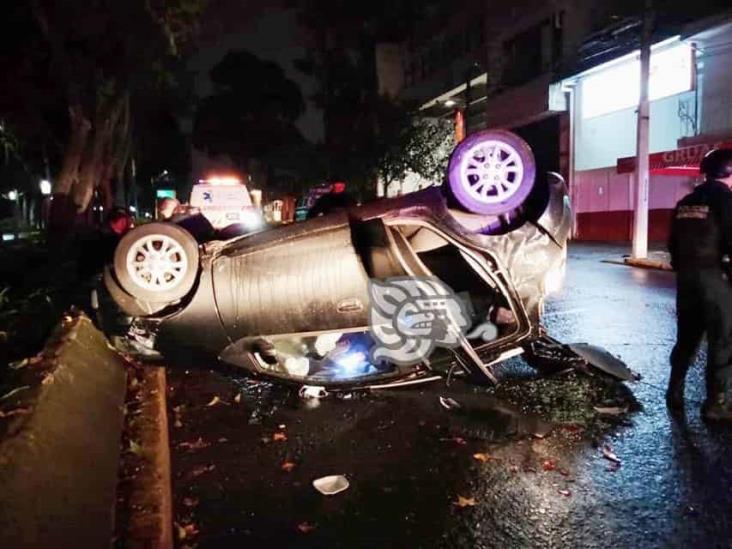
[574,89,696,171]
[574,167,695,214]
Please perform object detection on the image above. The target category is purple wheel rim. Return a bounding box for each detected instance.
[447,130,536,215]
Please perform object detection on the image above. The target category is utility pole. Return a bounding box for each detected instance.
[631,0,654,259]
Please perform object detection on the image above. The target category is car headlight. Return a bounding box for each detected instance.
[543,261,565,296]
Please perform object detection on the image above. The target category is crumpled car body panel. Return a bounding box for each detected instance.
[118,174,607,388]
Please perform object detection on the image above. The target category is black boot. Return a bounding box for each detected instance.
[666,370,686,411]
[666,383,685,411]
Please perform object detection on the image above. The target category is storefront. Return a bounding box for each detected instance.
[557,37,703,241]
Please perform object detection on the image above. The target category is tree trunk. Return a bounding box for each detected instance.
[48,105,91,236]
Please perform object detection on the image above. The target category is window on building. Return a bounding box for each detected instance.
[580,42,693,119]
[502,15,562,87]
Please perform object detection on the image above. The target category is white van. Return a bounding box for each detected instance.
[189,177,263,230]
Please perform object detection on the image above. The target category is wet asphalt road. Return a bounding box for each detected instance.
[166,242,732,548]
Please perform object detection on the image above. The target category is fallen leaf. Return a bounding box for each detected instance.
[218,437,228,443]
[558,468,571,477]
[297,522,316,533]
[594,406,628,416]
[175,522,200,540]
[601,445,621,464]
[182,496,199,508]
[452,437,467,446]
[174,419,183,428]
[278,424,286,430]
[41,373,55,385]
[187,464,215,479]
[206,396,229,407]
[558,489,572,497]
[8,358,28,370]
[129,440,144,456]
[454,496,477,508]
[281,461,296,472]
[234,392,242,404]
[542,459,557,472]
[0,407,31,418]
[472,453,492,463]
[439,396,461,411]
[272,432,287,442]
[606,461,621,472]
[178,438,210,451]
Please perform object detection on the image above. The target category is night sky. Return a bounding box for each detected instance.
[188,2,324,143]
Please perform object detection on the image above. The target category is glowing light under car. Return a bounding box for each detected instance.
[332,350,370,377]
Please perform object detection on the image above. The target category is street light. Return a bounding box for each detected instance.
[7,190,18,201]
[40,180,52,195]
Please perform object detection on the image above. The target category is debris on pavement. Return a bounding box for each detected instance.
[281,461,297,472]
[187,464,216,480]
[593,406,628,416]
[206,395,229,407]
[0,406,32,418]
[558,489,572,497]
[128,439,144,456]
[439,396,461,411]
[299,385,328,399]
[440,436,468,445]
[272,432,287,442]
[601,444,621,464]
[172,405,184,428]
[234,392,242,403]
[0,385,30,401]
[472,453,494,462]
[182,496,199,508]
[313,475,350,495]
[175,522,200,541]
[453,496,478,508]
[178,438,210,451]
[8,358,29,370]
[297,522,317,533]
[542,458,558,471]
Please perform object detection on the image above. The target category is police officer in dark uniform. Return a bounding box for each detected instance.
[667,148,732,421]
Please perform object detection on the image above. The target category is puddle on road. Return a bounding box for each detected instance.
[228,363,639,444]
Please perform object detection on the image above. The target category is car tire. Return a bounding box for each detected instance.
[103,266,168,317]
[446,129,536,215]
[113,222,199,304]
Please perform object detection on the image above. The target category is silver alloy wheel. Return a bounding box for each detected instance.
[460,139,525,204]
[125,234,188,292]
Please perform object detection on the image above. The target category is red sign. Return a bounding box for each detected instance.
[617,141,732,175]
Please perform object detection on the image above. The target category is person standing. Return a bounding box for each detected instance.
[667,148,732,421]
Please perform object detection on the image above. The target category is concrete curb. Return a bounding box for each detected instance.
[0,314,127,548]
[121,366,173,549]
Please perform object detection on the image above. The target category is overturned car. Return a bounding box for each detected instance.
[101,130,634,388]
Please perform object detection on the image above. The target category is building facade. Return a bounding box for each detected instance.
[378,1,732,240]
